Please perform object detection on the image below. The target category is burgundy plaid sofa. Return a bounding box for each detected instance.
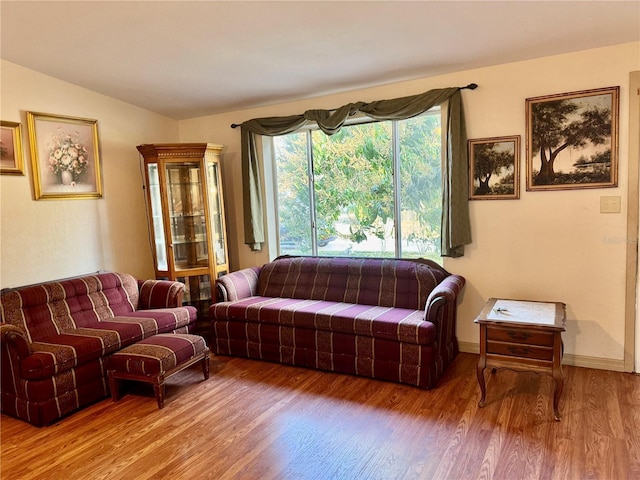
[0,272,197,426]
[210,256,465,389]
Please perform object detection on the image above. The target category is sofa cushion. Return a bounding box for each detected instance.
[257,257,446,310]
[0,273,140,342]
[210,296,435,345]
[19,307,196,380]
[212,322,438,388]
[22,335,109,380]
[121,307,197,331]
[17,358,107,406]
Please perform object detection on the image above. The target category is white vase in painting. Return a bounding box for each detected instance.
[60,170,73,185]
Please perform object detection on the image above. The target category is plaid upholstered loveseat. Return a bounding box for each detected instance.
[0,272,197,426]
[210,256,465,389]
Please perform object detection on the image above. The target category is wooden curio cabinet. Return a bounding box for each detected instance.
[137,143,229,332]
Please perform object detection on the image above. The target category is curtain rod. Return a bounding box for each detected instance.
[230,83,478,128]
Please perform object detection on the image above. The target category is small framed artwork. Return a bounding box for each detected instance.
[27,112,103,200]
[526,86,619,191]
[1,121,25,175]
[469,135,520,200]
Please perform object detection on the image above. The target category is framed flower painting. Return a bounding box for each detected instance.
[1,121,25,175]
[27,112,103,199]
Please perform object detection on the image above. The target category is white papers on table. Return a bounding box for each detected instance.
[487,300,556,325]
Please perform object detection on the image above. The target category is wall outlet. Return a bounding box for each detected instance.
[600,196,621,213]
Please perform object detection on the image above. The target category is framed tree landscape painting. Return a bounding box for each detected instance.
[526,86,619,191]
[27,112,103,200]
[469,136,520,200]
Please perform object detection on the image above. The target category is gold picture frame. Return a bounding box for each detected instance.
[1,121,25,175]
[469,135,520,200]
[526,86,619,191]
[27,112,103,200]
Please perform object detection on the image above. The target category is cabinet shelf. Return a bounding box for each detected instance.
[170,213,205,219]
[172,240,207,245]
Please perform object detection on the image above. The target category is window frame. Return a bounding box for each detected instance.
[267,108,443,260]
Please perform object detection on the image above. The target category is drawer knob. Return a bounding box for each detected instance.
[507,346,531,356]
[507,331,531,341]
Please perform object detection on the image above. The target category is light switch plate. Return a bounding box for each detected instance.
[600,196,621,213]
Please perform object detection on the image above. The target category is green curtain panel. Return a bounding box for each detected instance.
[238,87,472,256]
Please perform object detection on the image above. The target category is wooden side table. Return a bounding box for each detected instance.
[475,298,566,421]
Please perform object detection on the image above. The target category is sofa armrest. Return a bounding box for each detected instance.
[137,279,185,309]
[215,267,261,302]
[424,274,465,375]
[1,323,32,359]
[424,275,466,322]
[1,323,32,400]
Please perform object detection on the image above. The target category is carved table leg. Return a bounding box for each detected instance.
[552,333,564,421]
[477,324,488,408]
[477,363,487,408]
[552,371,563,421]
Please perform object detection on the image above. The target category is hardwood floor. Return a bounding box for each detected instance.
[1,353,639,480]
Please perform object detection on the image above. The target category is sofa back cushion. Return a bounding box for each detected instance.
[257,257,447,309]
[0,273,139,342]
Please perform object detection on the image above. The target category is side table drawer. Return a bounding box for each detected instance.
[487,341,554,361]
[487,327,553,346]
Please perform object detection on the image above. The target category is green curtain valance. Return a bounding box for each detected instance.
[237,86,472,257]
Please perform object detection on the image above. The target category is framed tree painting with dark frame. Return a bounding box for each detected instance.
[469,135,520,200]
[27,111,103,200]
[526,86,619,191]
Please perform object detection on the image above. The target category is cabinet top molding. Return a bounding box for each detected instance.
[137,143,225,156]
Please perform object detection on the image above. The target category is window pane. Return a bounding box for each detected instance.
[273,112,442,262]
[398,113,442,261]
[312,122,394,257]
[274,132,312,255]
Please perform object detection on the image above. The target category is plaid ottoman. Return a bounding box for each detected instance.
[107,333,210,409]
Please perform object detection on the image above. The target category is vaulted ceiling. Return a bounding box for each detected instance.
[2,1,639,119]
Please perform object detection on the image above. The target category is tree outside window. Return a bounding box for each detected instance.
[274,111,442,261]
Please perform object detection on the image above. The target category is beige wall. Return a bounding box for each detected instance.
[0,60,179,288]
[179,42,640,367]
[2,42,637,367]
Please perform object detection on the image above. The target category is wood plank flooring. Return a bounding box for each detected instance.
[1,353,639,480]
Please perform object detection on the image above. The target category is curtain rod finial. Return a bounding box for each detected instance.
[465,83,478,90]
[230,123,239,129]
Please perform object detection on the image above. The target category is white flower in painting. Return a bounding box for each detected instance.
[48,129,90,182]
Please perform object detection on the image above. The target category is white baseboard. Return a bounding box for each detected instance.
[457,341,626,373]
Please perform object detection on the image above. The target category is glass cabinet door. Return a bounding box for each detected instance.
[166,163,209,270]
[147,164,168,271]
[207,161,228,273]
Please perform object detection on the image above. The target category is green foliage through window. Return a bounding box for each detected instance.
[274,111,442,261]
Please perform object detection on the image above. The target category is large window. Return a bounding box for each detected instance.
[273,110,442,261]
